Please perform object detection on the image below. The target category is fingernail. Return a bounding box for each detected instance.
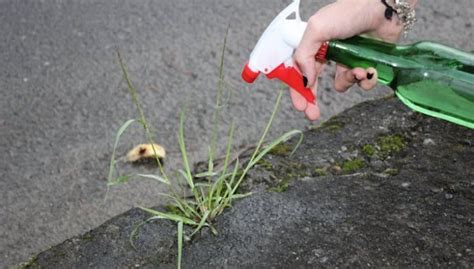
[303,76,308,88]
[367,72,374,80]
[354,75,361,81]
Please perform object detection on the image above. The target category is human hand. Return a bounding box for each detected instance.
[291,0,415,120]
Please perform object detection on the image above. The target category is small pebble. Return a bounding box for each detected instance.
[445,193,454,200]
[402,182,411,188]
[431,187,443,193]
[341,146,347,151]
[423,138,436,146]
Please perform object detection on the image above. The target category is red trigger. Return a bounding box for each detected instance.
[266,64,316,104]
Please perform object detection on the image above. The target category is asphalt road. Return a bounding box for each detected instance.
[1,0,473,267]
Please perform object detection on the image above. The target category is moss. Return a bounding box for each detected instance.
[269,143,293,156]
[383,168,399,176]
[362,144,376,157]
[326,124,342,132]
[257,159,273,170]
[314,168,327,176]
[321,116,345,132]
[82,232,94,241]
[278,161,310,178]
[269,179,290,193]
[342,158,366,173]
[378,135,406,156]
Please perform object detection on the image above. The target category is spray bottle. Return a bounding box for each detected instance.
[242,0,474,129]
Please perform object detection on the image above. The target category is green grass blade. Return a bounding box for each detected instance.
[107,175,131,186]
[117,51,171,184]
[139,207,198,226]
[178,109,194,188]
[246,89,284,167]
[220,121,235,178]
[194,171,219,178]
[177,221,183,269]
[209,121,235,204]
[231,89,286,195]
[207,146,215,177]
[194,182,213,188]
[190,210,210,237]
[129,219,150,250]
[107,119,138,183]
[230,192,253,200]
[178,169,195,190]
[250,130,303,167]
[156,193,190,218]
[208,25,230,174]
[136,174,170,185]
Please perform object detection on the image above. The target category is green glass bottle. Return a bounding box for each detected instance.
[323,36,474,129]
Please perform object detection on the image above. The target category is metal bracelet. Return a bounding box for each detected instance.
[394,0,417,35]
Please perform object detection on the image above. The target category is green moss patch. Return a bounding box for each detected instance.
[378,135,406,156]
[383,168,399,176]
[321,117,345,132]
[362,144,376,157]
[82,232,94,241]
[257,159,273,170]
[314,168,328,176]
[269,143,292,156]
[342,159,366,173]
[269,179,290,193]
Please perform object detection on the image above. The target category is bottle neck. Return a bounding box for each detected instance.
[326,36,405,86]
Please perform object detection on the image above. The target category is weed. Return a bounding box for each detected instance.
[108,35,303,268]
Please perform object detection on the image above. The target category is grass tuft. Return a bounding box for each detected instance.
[108,37,303,268]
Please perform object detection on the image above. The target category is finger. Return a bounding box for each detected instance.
[289,88,308,112]
[334,66,367,92]
[358,67,378,91]
[294,48,323,88]
[305,101,320,121]
[304,81,320,121]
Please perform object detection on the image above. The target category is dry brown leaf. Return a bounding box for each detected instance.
[126,143,166,162]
